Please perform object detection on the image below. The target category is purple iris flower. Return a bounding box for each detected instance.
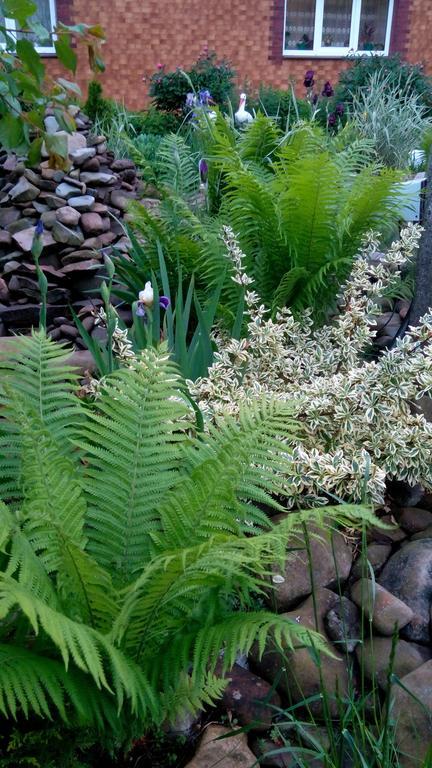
[35,219,44,236]
[159,296,170,310]
[186,92,196,108]
[327,112,337,127]
[335,101,345,116]
[198,88,211,105]
[322,81,334,98]
[312,93,318,106]
[136,302,147,318]
[199,158,208,184]
[303,69,315,88]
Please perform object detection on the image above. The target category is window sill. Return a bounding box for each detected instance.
[282,50,388,59]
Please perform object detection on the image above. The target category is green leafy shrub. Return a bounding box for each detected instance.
[128,107,182,135]
[247,85,310,129]
[349,71,432,169]
[335,53,432,114]
[0,1,104,162]
[192,224,431,506]
[84,79,116,123]
[149,51,235,112]
[0,333,369,738]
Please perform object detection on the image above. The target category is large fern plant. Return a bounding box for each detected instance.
[125,116,403,320]
[0,333,372,739]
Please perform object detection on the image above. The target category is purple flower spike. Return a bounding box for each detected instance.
[312,93,318,106]
[304,69,315,88]
[136,302,147,317]
[322,81,334,98]
[327,112,337,127]
[159,296,170,310]
[186,92,195,108]
[35,219,44,236]
[199,158,208,184]
[198,88,211,105]
[335,101,345,116]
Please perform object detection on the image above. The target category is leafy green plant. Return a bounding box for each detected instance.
[334,53,432,115]
[149,50,235,112]
[350,71,432,169]
[0,0,105,162]
[84,79,116,124]
[0,333,371,739]
[247,85,310,130]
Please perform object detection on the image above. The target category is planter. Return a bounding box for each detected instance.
[399,172,427,223]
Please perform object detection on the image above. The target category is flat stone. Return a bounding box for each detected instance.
[184,725,256,768]
[270,517,352,610]
[7,218,33,234]
[60,249,100,265]
[356,637,431,689]
[67,195,95,212]
[80,212,104,235]
[220,663,280,731]
[39,193,66,209]
[379,540,432,642]
[351,578,413,635]
[0,278,9,302]
[12,226,56,252]
[0,230,12,245]
[61,259,101,274]
[81,156,100,172]
[52,222,84,247]
[40,210,58,229]
[395,507,432,534]
[69,147,96,165]
[23,168,41,186]
[324,596,361,653]
[9,177,39,203]
[251,589,349,717]
[56,182,81,200]
[393,661,432,767]
[61,130,87,155]
[41,168,65,182]
[56,206,81,228]
[110,189,132,210]
[58,324,79,339]
[0,207,20,227]
[111,158,135,171]
[411,525,432,541]
[368,515,407,545]
[0,303,66,327]
[44,115,60,134]
[80,172,116,186]
[351,543,392,580]
[3,260,21,274]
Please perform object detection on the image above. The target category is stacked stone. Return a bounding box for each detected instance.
[0,107,141,346]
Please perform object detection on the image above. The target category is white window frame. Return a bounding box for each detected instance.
[1,0,57,54]
[283,0,394,58]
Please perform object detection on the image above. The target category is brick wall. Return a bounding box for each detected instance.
[46,0,432,111]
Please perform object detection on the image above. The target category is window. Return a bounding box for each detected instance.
[283,0,394,57]
[1,0,57,54]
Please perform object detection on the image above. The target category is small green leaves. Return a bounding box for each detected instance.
[0,113,26,151]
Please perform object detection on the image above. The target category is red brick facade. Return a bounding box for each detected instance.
[46,0,430,111]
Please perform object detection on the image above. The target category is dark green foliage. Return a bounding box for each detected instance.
[248,85,310,129]
[84,79,116,123]
[127,107,182,135]
[149,51,235,112]
[335,54,432,115]
[0,333,371,737]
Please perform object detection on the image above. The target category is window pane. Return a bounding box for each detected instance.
[322,0,352,48]
[284,0,315,51]
[359,0,390,51]
[16,0,54,46]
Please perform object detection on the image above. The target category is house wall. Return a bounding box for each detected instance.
[46,0,432,112]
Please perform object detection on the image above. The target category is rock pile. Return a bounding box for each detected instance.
[183,498,432,768]
[0,106,141,346]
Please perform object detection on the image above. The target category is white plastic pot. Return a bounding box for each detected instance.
[398,172,427,222]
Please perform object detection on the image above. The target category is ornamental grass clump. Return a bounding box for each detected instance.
[191,224,432,505]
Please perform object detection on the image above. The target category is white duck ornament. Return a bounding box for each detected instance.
[235,92,253,126]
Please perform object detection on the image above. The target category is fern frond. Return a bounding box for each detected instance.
[79,351,191,580]
[157,134,200,197]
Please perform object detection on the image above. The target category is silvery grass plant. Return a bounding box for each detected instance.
[349,70,432,170]
[191,224,432,506]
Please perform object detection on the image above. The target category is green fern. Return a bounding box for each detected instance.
[0,333,374,738]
